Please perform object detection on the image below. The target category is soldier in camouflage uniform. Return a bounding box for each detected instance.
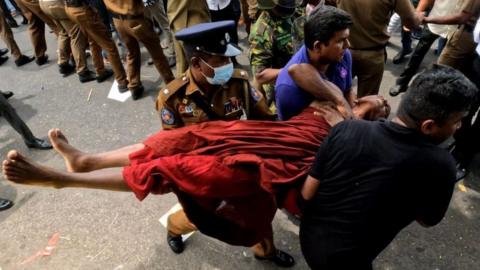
[248,0,304,108]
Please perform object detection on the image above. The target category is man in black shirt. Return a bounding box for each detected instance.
[300,64,478,270]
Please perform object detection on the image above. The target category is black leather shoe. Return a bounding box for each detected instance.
[255,249,295,268]
[118,83,129,93]
[21,17,28,25]
[36,54,49,66]
[167,233,184,254]
[96,69,113,83]
[2,91,14,99]
[130,85,144,100]
[78,70,96,83]
[0,48,8,56]
[15,55,35,67]
[7,18,18,28]
[392,48,413,64]
[0,198,13,211]
[0,56,8,66]
[24,138,53,150]
[59,63,75,76]
[389,84,407,97]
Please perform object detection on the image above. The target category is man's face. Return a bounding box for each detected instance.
[321,29,350,63]
[197,55,231,79]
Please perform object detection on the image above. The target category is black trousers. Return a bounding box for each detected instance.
[453,54,480,166]
[0,91,36,143]
[396,26,439,88]
[209,1,239,45]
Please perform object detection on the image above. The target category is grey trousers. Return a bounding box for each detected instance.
[0,91,36,143]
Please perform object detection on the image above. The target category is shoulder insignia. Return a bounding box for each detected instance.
[161,108,175,125]
[160,75,189,101]
[231,69,249,80]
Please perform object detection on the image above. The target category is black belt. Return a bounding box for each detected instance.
[110,11,144,20]
[64,0,85,7]
[460,24,475,33]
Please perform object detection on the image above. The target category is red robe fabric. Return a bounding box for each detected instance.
[123,107,330,246]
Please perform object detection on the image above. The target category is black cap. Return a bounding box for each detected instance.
[175,21,242,57]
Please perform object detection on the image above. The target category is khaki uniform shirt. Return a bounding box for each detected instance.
[156,69,273,130]
[338,0,416,49]
[103,0,143,16]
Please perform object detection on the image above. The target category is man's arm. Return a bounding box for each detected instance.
[396,0,424,30]
[301,175,321,201]
[288,63,354,118]
[423,10,475,25]
[416,0,435,12]
[255,68,282,85]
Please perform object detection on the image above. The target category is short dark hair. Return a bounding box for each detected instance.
[304,5,352,49]
[398,64,478,125]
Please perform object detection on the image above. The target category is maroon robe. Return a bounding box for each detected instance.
[123,107,330,246]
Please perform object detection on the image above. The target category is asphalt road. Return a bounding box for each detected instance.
[0,20,479,270]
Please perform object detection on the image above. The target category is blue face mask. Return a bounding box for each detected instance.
[200,58,234,85]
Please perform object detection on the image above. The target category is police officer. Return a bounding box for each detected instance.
[167,0,210,76]
[102,0,175,99]
[39,0,108,81]
[157,21,294,268]
[64,0,128,90]
[0,9,35,66]
[249,0,303,107]
[16,0,59,65]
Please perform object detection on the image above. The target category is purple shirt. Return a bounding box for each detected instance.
[275,45,352,120]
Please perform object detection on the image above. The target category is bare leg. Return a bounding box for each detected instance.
[48,128,144,172]
[3,150,130,191]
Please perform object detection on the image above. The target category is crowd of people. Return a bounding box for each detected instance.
[1,0,479,269]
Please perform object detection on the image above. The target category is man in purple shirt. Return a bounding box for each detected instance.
[275,5,355,120]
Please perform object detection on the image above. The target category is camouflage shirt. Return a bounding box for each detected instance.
[249,10,296,75]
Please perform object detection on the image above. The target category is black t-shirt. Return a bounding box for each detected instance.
[300,119,456,269]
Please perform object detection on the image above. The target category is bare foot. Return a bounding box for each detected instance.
[48,129,89,172]
[3,150,63,188]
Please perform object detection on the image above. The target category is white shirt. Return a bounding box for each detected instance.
[474,17,480,55]
[428,0,463,38]
[206,0,231,10]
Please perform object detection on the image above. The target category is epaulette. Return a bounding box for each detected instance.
[231,69,249,80]
[159,74,189,101]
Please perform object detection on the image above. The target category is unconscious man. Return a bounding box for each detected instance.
[2,95,389,267]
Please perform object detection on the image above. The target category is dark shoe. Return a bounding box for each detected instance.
[130,85,144,100]
[0,56,8,66]
[0,198,13,211]
[392,48,413,64]
[0,48,8,56]
[58,63,75,76]
[78,70,96,83]
[35,54,49,66]
[389,84,407,97]
[456,164,467,182]
[7,18,18,28]
[21,16,28,25]
[24,138,53,150]
[15,55,35,67]
[2,91,14,99]
[147,58,153,65]
[167,233,184,254]
[96,69,113,83]
[118,83,129,93]
[255,249,295,268]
